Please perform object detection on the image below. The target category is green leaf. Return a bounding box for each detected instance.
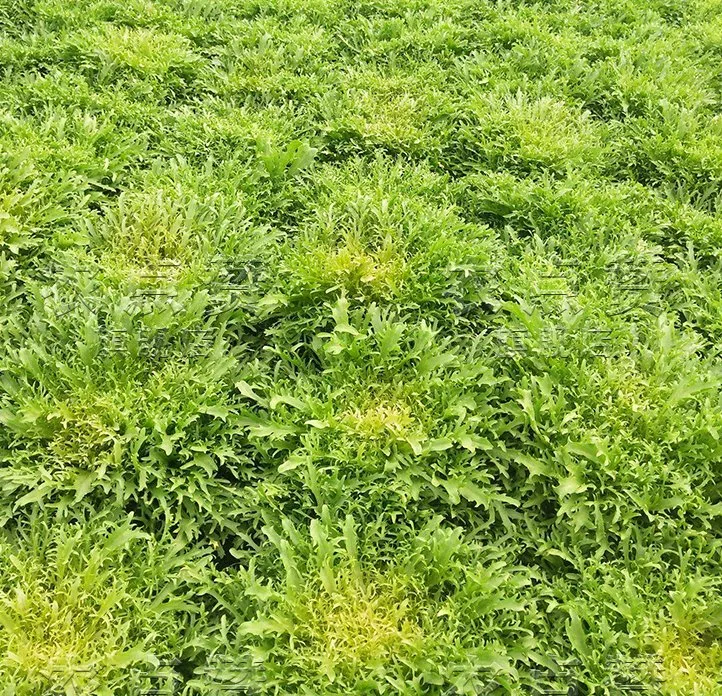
[279,454,305,473]
[566,609,590,659]
[107,646,156,667]
[240,616,292,635]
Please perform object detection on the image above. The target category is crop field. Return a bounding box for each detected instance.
[1,0,722,693]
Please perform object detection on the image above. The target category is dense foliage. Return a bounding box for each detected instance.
[1,0,721,693]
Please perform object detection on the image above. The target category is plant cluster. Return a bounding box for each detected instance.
[1,0,721,693]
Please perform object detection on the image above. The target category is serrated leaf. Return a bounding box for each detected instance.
[279,454,304,473]
[566,609,590,659]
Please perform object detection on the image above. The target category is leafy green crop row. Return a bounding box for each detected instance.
[1,0,721,693]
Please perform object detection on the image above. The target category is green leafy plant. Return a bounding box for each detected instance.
[0,0,721,693]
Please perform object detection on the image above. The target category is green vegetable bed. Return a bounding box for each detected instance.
[1,0,721,693]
